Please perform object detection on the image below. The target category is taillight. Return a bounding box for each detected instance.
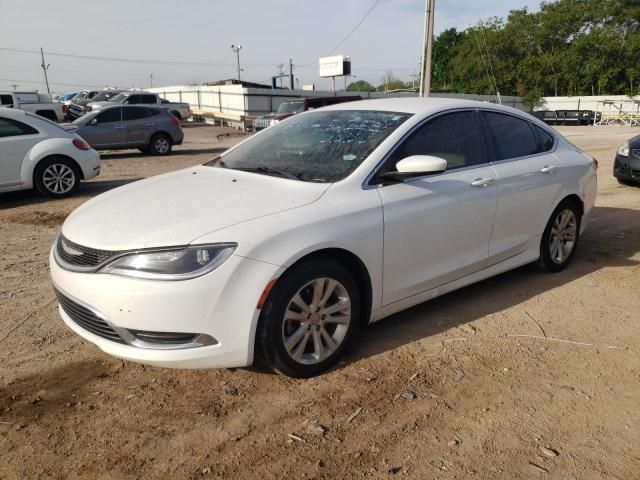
[62,105,69,113]
[170,115,180,126]
[593,157,599,171]
[73,138,90,151]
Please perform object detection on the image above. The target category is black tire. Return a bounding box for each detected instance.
[149,133,172,155]
[537,198,581,272]
[34,156,80,198]
[255,259,361,378]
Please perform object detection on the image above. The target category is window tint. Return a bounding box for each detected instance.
[147,108,161,117]
[122,107,149,121]
[141,94,157,103]
[96,108,122,123]
[0,117,38,137]
[126,95,139,104]
[484,112,538,160]
[385,111,486,171]
[532,124,554,152]
[1,95,13,105]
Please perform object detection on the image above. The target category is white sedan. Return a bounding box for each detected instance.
[50,98,597,377]
[0,107,100,197]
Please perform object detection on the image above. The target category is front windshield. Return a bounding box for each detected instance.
[205,110,412,183]
[109,93,127,103]
[277,102,305,114]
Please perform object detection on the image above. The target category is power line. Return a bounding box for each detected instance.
[326,0,382,56]
[0,47,274,67]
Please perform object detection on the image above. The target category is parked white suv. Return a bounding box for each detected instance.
[0,108,100,198]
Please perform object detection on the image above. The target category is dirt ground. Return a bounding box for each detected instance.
[0,124,639,479]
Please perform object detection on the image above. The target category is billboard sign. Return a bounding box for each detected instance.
[319,55,351,77]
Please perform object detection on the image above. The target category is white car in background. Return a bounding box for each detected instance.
[0,108,100,198]
[50,98,597,377]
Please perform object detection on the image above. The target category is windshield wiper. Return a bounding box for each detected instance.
[232,166,304,181]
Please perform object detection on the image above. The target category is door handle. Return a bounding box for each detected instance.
[470,178,494,187]
[114,125,125,130]
[144,123,155,126]
[540,165,558,174]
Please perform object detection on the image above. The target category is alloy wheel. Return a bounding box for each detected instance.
[549,209,577,264]
[154,137,170,153]
[281,277,352,365]
[42,163,76,194]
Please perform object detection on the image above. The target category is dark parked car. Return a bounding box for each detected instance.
[614,135,640,185]
[253,96,362,130]
[532,110,558,125]
[67,89,125,120]
[69,105,183,155]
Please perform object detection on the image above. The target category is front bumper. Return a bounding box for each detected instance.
[50,248,281,368]
[613,153,640,182]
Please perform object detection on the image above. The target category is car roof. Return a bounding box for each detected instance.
[320,97,520,116]
[0,106,29,118]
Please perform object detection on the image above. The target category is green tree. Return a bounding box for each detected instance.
[346,80,375,92]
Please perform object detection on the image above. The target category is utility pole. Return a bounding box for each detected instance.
[9,84,19,91]
[409,69,419,89]
[419,0,435,97]
[40,47,50,95]
[277,63,285,88]
[289,58,294,89]
[231,44,243,81]
[150,73,154,88]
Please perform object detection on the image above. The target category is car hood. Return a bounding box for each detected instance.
[86,101,113,108]
[258,113,295,121]
[61,166,330,250]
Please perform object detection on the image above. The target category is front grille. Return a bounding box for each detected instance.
[631,169,640,179]
[55,288,125,344]
[632,149,640,159]
[56,235,122,270]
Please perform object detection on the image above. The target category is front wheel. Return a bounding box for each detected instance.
[34,157,80,198]
[538,199,581,272]
[255,259,360,378]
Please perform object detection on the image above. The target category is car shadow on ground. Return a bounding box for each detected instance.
[0,178,143,210]
[345,205,640,366]
[99,147,227,160]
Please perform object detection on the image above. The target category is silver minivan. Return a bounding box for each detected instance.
[70,105,184,155]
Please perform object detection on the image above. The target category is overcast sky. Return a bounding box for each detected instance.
[0,0,546,94]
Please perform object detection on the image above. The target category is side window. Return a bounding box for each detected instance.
[95,108,122,124]
[141,95,157,103]
[532,124,554,152]
[483,112,538,160]
[122,107,148,121]
[126,95,139,105]
[1,95,14,105]
[0,117,38,137]
[146,108,161,117]
[385,111,487,172]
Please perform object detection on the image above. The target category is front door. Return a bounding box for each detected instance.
[376,110,499,305]
[82,108,126,149]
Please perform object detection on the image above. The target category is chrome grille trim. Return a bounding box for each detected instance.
[55,235,123,272]
[54,287,126,344]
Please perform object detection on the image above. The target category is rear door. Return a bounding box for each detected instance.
[0,116,40,186]
[82,108,126,149]
[482,111,563,264]
[377,110,499,304]
[122,107,153,146]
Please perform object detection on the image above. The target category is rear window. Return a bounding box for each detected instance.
[532,124,554,152]
[1,94,13,105]
[484,111,538,161]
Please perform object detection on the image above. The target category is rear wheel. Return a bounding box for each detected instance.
[255,259,360,378]
[149,133,172,155]
[537,199,581,272]
[34,156,80,198]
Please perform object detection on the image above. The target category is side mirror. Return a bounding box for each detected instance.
[378,155,447,182]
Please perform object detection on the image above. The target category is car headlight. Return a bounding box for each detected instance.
[99,243,236,280]
[618,143,629,157]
